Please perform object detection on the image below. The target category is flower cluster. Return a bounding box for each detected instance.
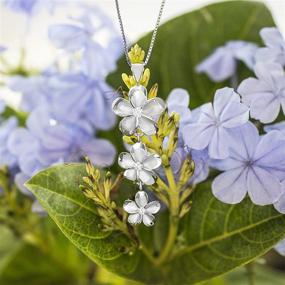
[186,25,285,256]
[0,6,121,209]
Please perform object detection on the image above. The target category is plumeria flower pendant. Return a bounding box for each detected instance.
[123,191,161,226]
[119,142,161,185]
[112,54,165,227]
[112,85,166,135]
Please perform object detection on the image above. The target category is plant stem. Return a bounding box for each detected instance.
[155,166,179,266]
[246,262,255,285]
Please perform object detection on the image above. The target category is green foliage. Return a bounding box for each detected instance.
[26,165,285,284]
[0,221,91,285]
[0,226,22,275]
[1,105,27,126]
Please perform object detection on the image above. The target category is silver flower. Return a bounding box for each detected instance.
[118,142,161,185]
[123,191,160,226]
[112,85,166,135]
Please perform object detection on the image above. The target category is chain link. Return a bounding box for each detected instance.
[114,0,167,67]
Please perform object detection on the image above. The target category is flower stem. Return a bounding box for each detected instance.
[155,166,179,266]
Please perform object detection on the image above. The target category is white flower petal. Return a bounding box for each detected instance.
[128,213,142,225]
[123,200,139,214]
[142,213,155,227]
[119,116,136,135]
[112,98,133,117]
[124,169,137,181]
[135,191,149,207]
[139,116,157,135]
[129,85,147,108]
[145,201,161,214]
[143,154,161,170]
[130,142,147,163]
[139,169,156,185]
[118,152,135,169]
[142,98,166,118]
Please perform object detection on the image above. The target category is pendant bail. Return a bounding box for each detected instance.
[131,63,145,84]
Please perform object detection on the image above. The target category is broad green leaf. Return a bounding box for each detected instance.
[25,164,154,279]
[26,164,285,284]
[163,182,285,284]
[105,1,275,153]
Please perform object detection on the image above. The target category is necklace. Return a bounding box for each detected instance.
[112,0,167,227]
[115,0,166,67]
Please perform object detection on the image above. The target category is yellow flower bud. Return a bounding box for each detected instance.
[148,83,158,99]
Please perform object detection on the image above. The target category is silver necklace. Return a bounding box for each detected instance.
[112,0,167,227]
[114,0,166,67]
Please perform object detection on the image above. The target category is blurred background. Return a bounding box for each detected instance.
[1,1,285,284]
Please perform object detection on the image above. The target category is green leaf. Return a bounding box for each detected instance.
[164,182,285,284]
[26,164,285,284]
[25,164,154,278]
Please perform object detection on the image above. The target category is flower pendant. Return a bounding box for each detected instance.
[112,60,165,226]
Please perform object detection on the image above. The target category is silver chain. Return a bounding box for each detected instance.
[114,0,166,67]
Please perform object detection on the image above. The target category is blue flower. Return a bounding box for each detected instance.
[256,27,285,66]
[48,73,116,130]
[166,88,191,125]
[0,117,18,168]
[7,106,116,189]
[8,75,52,112]
[3,0,54,15]
[164,89,209,184]
[182,87,249,159]
[171,146,209,185]
[49,8,121,79]
[196,41,258,82]
[238,62,285,123]
[212,122,285,206]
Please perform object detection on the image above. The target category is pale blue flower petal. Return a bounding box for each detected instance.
[49,24,88,52]
[81,138,116,167]
[256,27,285,65]
[196,41,257,82]
[238,63,285,123]
[247,166,283,205]
[183,122,215,150]
[274,239,285,256]
[196,47,236,82]
[212,167,248,204]
[264,121,285,136]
